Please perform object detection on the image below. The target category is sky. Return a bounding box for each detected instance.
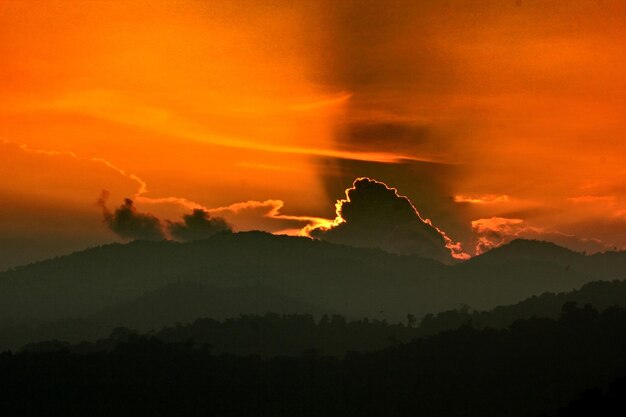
[1,0,625,269]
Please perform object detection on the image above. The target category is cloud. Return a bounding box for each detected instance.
[471,217,528,254]
[44,90,440,165]
[0,136,329,241]
[1,137,148,196]
[567,195,617,204]
[454,194,510,204]
[207,199,332,235]
[471,216,615,255]
[332,120,451,163]
[98,192,165,241]
[308,177,468,262]
[167,209,232,241]
[98,192,328,242]
[614,209,626,219]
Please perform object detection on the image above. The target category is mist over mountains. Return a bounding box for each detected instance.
[1,231,624,329]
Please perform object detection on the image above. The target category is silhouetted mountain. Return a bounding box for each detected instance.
[95,281,322,330]
[419,278,626,335]
[120,277,626,356]
[467,239,626,279]
[467,239,583,266]
[0,232,446,323]
[0,282,322,351]
[7,276,626,354]
[0,233,624,328]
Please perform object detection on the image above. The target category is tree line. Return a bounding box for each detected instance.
[3,302,626,416]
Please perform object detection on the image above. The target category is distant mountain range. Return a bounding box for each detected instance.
[0,281,321,351]
[464,238,626,276]
[1,232,624,328]
[419,278,626,335]
[95,281,321,330]
[10,276,626,356]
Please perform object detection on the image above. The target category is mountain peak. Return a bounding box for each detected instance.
[467,239,583,266]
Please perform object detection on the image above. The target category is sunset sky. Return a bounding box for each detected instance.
[1,0,626,269]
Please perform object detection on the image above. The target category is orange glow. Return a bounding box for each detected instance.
[454,195,511,204]
[1,1,626,267]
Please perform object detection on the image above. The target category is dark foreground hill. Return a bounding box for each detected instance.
[0,232,624,326]
[542,375,626,417]
[3,303,626,417]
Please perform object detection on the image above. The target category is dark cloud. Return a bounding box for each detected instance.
[335,121,431,154]
[97,192,232,242]
[98,192,164,241]
[309,178,467,263]
[310,1,447,91]
[306,1,477,245]
[315,157,475,244]
[309,1,522,248]
[167,209,232,241]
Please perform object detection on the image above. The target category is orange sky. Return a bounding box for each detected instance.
[1,0,625,268]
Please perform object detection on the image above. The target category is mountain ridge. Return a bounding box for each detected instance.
[0,232,624,325]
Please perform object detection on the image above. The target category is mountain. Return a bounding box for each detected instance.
[465,239,584,267]
[0,281,322,351]
[419,278,626,335]
[139,277,626,357]
[95,281,322,330]
[0,233,624,327]
[0,232,447,323]
[450,239,626,309]
[8,276,626,354]
[466,239,626,279]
